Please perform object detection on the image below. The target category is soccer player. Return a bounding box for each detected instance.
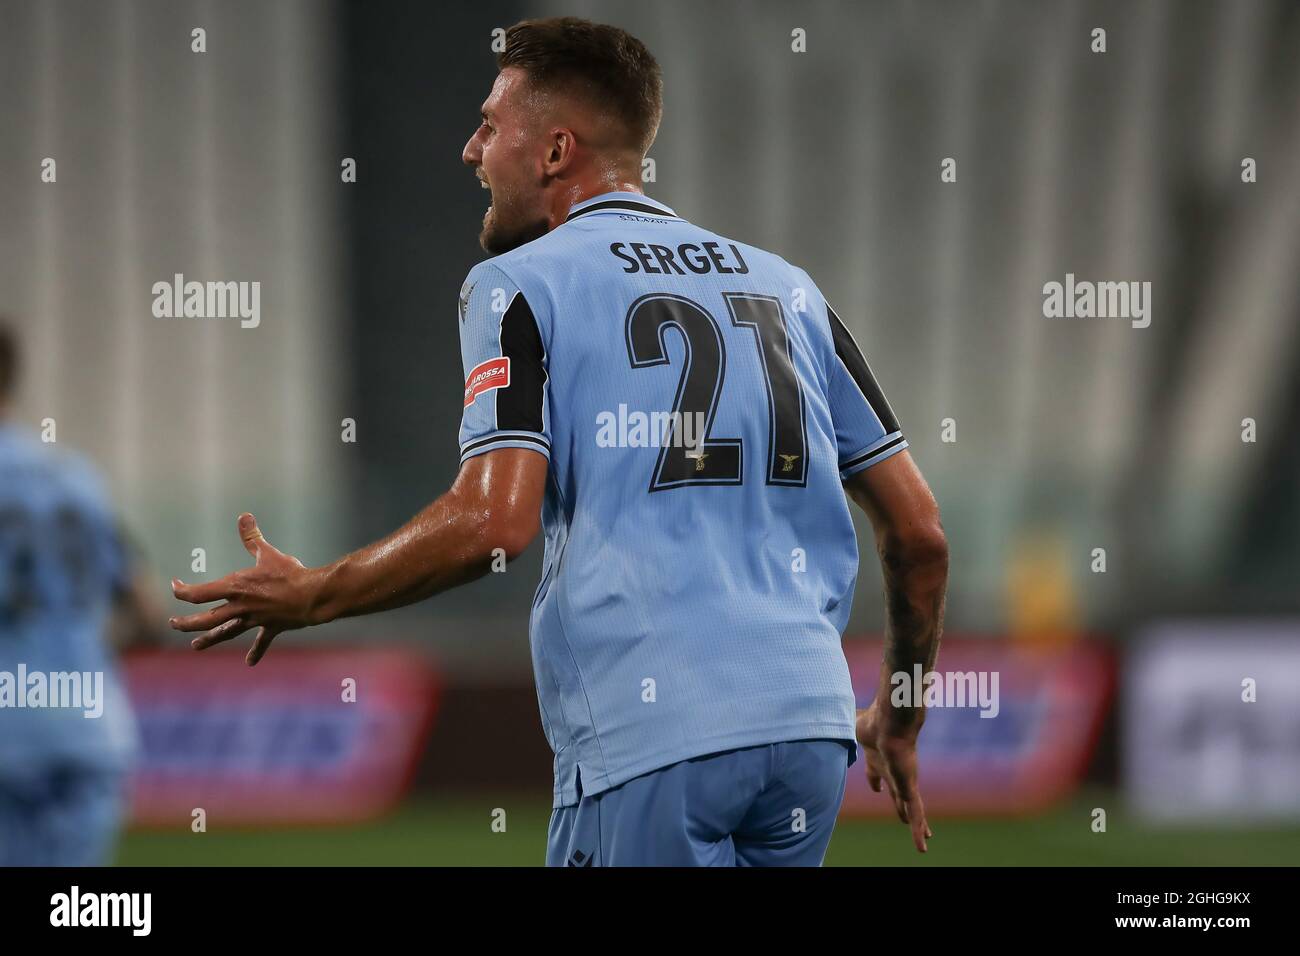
[0,322,157,866]
[171,17,948,866]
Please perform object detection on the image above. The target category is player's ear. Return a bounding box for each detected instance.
[543,127,576,176]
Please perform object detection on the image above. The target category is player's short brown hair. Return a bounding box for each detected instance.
[498,17,663,155]
[0,319,16,402]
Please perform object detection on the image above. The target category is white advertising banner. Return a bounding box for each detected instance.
[1124,622,1300,822]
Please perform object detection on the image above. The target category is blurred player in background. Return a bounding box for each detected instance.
[0,321,158,866]
[171,17,948,865]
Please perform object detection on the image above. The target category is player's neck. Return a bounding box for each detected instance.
[545,175,644,233]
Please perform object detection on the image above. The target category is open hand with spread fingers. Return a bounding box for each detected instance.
[169,513,324,666]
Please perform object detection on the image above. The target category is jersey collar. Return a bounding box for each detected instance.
[565,191,678,222]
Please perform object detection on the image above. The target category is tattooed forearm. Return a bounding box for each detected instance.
[841,451,949,731]
[877,537,949,725]
[883,580,945,674]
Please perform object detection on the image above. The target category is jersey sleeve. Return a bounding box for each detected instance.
[457,263,552,466]
[824,302,908,478]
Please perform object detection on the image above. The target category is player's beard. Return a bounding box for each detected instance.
[479,190,548,255]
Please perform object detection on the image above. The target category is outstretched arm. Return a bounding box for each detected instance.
[844,449,948,852]
[169,447,547,665]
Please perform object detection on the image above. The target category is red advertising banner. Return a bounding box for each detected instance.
[122,647,439,827]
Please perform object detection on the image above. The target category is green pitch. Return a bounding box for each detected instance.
[114,790,1300,867]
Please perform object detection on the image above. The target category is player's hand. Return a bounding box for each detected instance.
[855,700,932,853]
[169,513,322,666]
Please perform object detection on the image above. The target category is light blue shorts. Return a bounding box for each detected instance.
[547,738,852,867]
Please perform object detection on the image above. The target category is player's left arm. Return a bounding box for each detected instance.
[817,291,944,852]
[168,447,546,665]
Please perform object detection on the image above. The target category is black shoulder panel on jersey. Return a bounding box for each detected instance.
[827,303,902,435]
[497,292,546,434]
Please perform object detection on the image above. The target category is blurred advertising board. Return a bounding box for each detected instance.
[1123,621,1300,823]
[842,637,1114,815]
[122,648,439,827]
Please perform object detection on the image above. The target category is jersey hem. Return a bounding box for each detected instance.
[551,721,858,808]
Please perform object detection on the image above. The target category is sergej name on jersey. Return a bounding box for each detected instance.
[609,240,750,275]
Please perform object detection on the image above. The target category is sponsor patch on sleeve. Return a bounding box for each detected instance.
[463,356,511,407]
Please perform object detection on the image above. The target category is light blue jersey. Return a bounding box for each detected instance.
[0,423,137,777]
[458,192,907,807]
